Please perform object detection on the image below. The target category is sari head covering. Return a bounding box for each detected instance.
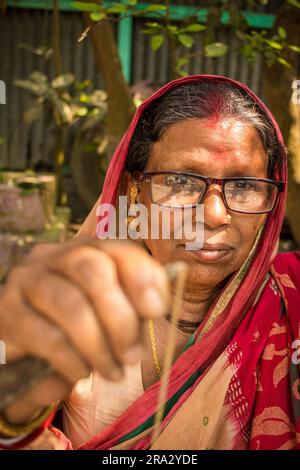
[79,75,300,450]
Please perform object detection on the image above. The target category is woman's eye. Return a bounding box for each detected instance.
[165,175,187,186]
[234,181,256,191]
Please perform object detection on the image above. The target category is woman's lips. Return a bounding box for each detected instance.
[178,243,234,263]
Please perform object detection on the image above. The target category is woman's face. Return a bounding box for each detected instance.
[131,117,268,294]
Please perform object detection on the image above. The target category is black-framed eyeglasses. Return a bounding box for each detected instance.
[134,171,285,214]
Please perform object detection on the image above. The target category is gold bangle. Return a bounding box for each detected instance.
[0,404,55,438]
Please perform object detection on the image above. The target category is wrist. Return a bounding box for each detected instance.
[0,404,55,439]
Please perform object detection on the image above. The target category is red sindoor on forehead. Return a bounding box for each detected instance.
[199,88,223,126]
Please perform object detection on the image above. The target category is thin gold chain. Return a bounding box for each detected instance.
[148,319,162,379]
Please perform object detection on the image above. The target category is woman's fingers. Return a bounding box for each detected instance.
[100,241,171,318]
[46,246,145,363]
[0,239,171,424]
[20,267,124,381]
[1,282,91,384]
[42,241,170,365]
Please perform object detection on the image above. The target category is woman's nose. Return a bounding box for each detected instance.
[203,185,229,229]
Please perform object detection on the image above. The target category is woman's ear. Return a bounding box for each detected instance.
[119,170,133,198]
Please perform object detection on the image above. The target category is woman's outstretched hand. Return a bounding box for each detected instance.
[0,238,169,425]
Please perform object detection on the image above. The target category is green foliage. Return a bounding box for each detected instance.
[151,34,164,51]
[90,11,107,21]
[15,72,107,127]
[288,44,300,52]
[71,2,102,12]
[286,0,300,7]
[239,26,299,68]
[71,0,300,78]
[106,4,129,14]
[178,34,194,48]
[143,20,206,53]
[183,24,206,33]
[143,4,167,12]
[204,42,228,57]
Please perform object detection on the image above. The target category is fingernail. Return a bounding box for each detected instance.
[141,287,166,317]
[123,345,143,365]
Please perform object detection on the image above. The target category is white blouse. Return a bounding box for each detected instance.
[62,361,144,448]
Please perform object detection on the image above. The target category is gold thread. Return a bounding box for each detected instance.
[150,262,188,446]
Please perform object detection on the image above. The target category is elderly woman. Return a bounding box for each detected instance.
[0,75,299,450]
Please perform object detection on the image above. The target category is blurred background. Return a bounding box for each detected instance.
[0,0,299,281]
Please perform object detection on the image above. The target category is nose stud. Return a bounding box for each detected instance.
[226,214,232,224]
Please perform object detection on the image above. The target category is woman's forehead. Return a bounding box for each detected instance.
[147,117,268,176]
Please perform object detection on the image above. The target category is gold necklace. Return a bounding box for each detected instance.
[148,319,162,379]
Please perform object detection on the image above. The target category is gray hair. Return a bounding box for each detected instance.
[125,81,283,178]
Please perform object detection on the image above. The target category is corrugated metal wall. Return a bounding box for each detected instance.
[0,8,103,170]
[0,1,289,171]
[131,20,263,93]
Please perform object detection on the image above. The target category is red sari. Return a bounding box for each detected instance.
[79,75,300,450]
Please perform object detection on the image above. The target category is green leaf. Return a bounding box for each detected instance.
[76,106,89,117]
[183,24,206,33]
[176,57,188,68]
[144,4,167,12]
[30,71,48,84]
[79,93,90,103]
[178,34,194,48]
[241,44,252,56]
[90,11,107,21]
[151,34,164,50]
[288,44,300,53]
[167,25,178,34]
[286,0,300,7]
[71,2,101,12]
[266,40,283,50]
[204,42,228,58]
[278,27,287,39]
[277,57,292,68]
[23,102,43,125]
[145,22,162,30]
[14,79,46,95]
[52,74,75,89]
[56,99,74,124]
[128,0,137,5]
[106,4,128,13]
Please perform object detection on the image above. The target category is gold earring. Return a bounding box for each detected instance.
[226,214,232,224]
[126,181,139,226]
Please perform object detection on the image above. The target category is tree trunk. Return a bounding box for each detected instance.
[83,13,135,160]
[52,0,65,205]
[263,4,300,246]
